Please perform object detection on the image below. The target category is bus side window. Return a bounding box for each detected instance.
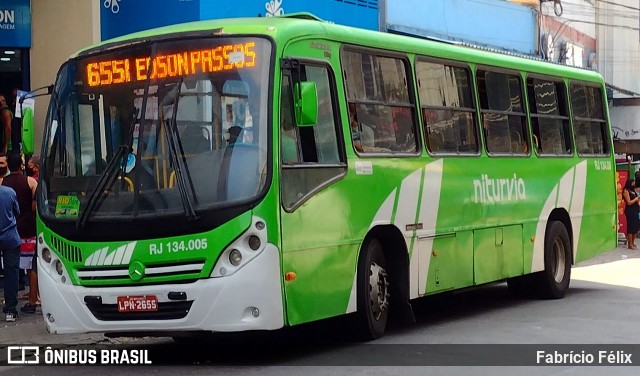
[416,60,478,154]
[342,50,418,154]
[570,83,609,156]
[477,70,529,156]
[280,63,346,211]
[527,78,572,156]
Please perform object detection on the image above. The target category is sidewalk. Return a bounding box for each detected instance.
[574,240,640,266]
[0,244,637,345]
[0,298,107,345]
[572,243,640,288]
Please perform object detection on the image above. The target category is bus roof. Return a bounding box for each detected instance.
[72,13,603,84]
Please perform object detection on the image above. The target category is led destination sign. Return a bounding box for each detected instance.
[86,42,257,87]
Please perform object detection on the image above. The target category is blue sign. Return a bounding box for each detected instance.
[0,0,31,47]
[199,0,378,31]
[100,0,379,41]
[386,0,535,54]
[101,0,201,41]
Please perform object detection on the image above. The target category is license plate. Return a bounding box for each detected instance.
[117,295,158,312]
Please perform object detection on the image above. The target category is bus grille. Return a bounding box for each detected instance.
[49,235,83,263]
[86,301,193,321]
[76,261,206,283]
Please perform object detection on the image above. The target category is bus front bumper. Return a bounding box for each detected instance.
[38,244,284,335]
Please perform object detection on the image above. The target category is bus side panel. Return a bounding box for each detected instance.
[424,231,474,294]
[280,163,421,325]
[279,38,363,326]
[433,157,574,284]
[574,158,617,263]
[522,221,538,274]
[473,225,524,285]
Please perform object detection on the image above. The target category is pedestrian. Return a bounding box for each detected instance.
[27,155,40,180]
[623,178,639,249]
[0,95,12,154]
[10,88,22,154]
[2,153,38,314]
[0,152,21,321]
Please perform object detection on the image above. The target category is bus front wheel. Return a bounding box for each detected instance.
[538,220,572,299]
[356,238,390,340]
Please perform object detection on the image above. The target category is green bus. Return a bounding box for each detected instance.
[36,14,616,340]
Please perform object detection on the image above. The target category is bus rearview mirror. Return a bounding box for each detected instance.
[22,107,35,155]
[294,81,318,127]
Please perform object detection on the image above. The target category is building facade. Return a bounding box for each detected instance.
[0,0,32,109]
[10,0,629,155]
[595,0,640,153]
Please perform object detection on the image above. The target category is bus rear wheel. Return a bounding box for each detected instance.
[537,220,572,299]
[356,238,390,340]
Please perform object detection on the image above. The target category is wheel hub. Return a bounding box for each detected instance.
[552,238,566,283]
[369,262,390,321]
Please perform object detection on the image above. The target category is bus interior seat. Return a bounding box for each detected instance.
[181,126,211,154]
[181,149,225,202]
[181,144,261,203]
[226,143,261,201]
[442,139,457,152]
[428,133,444,152]
[510,131,524,153]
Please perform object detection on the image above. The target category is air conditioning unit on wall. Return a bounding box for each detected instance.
[541,34,555,62]
[588,52,598,70]
[564,42,584,67]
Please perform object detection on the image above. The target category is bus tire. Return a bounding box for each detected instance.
[356,238,390,340]
[537,220,572,299]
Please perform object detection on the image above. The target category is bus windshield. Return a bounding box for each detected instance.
[40,37,271,222]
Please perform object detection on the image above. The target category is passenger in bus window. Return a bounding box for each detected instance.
[623,178,640,249]
[392,110,414,152]
[348,102,363,152]
[348,102,374,152]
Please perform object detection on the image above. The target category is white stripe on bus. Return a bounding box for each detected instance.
[570,161,587,263]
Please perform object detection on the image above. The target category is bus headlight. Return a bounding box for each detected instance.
[37,233,71,285]
[229,249,242,266]
[212,216,268,277]
[54,260,64,276]
[42,248,52,263]
[248,235,261,251]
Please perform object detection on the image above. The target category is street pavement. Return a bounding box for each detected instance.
[0,243,638,345]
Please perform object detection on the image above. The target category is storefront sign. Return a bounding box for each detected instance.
[0,0,31,47]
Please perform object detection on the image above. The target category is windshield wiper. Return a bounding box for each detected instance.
[77,45,158,228]
[161,81,198,220]
[76,106,139,229]
[76,140,130,229]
